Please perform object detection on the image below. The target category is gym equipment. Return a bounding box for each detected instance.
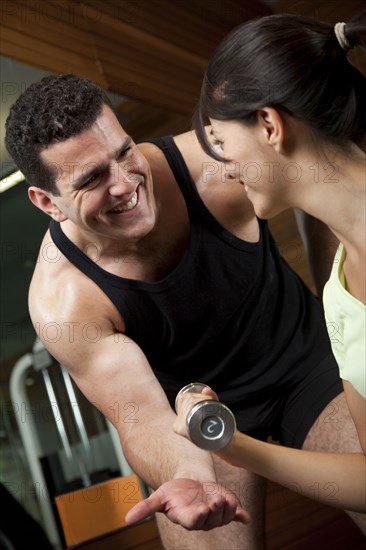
[9,339,138,548]
[175,383,236,451]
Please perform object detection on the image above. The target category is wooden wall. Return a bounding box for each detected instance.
[0,0,271,114]
[1,1,364,113]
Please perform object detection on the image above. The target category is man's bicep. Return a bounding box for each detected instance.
[66,332,172,439]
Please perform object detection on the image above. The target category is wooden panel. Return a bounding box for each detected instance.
[55,475,144,547]
[105,66,196,115]
[1,0,364,114]
[265,481,366,550]
[0,0,271,113]
[76,3,208,68]
[116,100,191,141]
[274,0,365,21]
[94,0,251,54]
[1,27,101,78]
[4,1,95,56]
[91,31,205,82]
[269,210,315,293]
[0,0,106,85]
[72,519,163,550]
[92,37,204,95]
[0,38,104,85]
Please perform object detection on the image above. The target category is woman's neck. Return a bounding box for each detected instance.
[289,143,365,249]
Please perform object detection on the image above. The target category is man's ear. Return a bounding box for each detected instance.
[28,187,67,222]
[257,108,285,153]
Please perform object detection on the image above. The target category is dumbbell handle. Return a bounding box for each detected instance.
[175,383,236,451]
[174,382,208,412]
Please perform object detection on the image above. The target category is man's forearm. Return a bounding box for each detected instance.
[121,410,217,490]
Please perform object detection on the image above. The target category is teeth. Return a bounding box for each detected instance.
[111,191,137,213]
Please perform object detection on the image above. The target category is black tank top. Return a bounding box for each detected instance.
[49,136,331,408]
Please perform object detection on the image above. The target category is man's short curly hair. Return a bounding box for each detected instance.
[5,73,113,195]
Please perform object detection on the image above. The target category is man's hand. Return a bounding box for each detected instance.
[125,478,250,529]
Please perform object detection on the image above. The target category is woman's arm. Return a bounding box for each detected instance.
[173,388,366,513]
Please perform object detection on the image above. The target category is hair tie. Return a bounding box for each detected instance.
[334,22,351,51]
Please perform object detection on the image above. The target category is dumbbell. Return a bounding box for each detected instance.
[175,383,236,451]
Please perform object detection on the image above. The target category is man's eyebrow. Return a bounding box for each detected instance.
[115,135,133,158]
[72,136,133,187]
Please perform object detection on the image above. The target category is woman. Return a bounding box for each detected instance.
[174,12,366,512]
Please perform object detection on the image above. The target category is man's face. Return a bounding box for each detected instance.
[38,105,157,243]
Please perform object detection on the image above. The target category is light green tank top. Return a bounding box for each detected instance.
[323,244,366,399]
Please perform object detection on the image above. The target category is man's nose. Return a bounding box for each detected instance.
[108,163,138,194]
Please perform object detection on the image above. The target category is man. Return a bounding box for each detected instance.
[5,74,364,549]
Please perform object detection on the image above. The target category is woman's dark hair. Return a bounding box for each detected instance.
[195,12,366,160]
[5,73,114,195]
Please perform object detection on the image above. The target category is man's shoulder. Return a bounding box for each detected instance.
[29,230,118,328]
[136,139,175,185]
[138,131,224,193]
[174,131,221,184]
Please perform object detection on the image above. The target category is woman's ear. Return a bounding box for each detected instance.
[257,108,285,153]
[28,187,67,222]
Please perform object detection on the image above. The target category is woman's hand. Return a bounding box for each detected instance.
[173,386,219,439]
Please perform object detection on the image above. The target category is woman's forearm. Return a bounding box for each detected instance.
[217,431,366,512]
